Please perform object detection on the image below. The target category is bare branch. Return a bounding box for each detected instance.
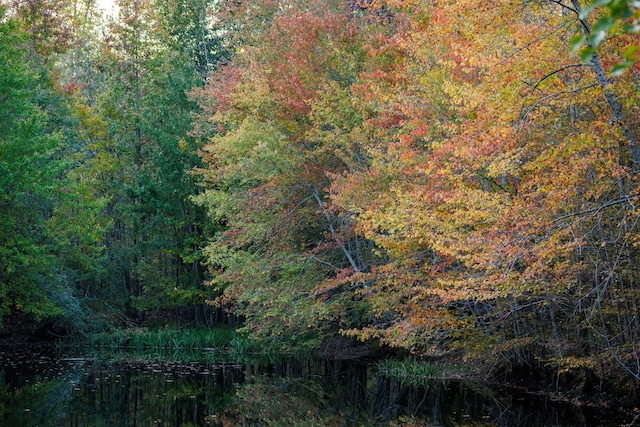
[312,186,361,272]
[553,193,640,223]
[532,63,592,91]
[547,0,579,16]
[308,255,339,270]
[518,82,599,128]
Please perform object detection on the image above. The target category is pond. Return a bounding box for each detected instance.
[0,345,633,426]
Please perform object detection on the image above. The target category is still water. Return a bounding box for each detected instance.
[0,346,632,426]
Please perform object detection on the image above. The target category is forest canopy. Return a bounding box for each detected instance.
[1,0,640,387]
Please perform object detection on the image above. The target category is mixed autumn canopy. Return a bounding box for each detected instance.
[1,0,640,380]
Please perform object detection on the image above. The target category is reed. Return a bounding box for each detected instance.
[86,326,257,352]
[377,358,451,387]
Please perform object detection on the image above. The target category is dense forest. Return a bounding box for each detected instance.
[1,0,640,399]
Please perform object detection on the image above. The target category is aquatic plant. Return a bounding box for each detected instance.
[84,326,257,353]
[376,358,452,387]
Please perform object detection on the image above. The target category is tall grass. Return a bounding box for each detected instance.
[85,326,257,353]
[377,358,452,387]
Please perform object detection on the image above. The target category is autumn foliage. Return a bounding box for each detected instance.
[192,0,640,381]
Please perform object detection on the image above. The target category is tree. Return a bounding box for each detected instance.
[192,0,382,346]
[6,0,75,58]
[331,0,640,380]
[65,0,226,325]
[0,5,67,326]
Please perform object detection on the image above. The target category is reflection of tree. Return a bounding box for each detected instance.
[0,372,67,427]
[64,361,235,426]
[213,378,349,426]
[34,359,87,423]
[1,354,631,426]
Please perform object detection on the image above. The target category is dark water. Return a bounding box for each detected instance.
[0,346,633,426]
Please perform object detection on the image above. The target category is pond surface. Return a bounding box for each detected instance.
[0,345,633,426]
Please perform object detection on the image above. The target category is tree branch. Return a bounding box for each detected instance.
[312,186,361,272]
[518,82,599,128]
[553,193,640,223]
[547,0,579,17]
[308,255,339,270]
[532,63,592,91]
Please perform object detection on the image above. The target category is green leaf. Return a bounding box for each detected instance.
[607,0,634,18]
[609,60,634,77]
[622,23,640,33]
[570,34,586,54]
[588,30,606,47]
[579,47,596,62]
[623,45,639,60]
[579,0,611,19]
[592,15,616,34]
[585,16,616,49]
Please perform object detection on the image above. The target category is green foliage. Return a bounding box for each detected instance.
[0,0,224,333]
[51,0,224,323]
[0,5,68,325]
[154,0,229,75]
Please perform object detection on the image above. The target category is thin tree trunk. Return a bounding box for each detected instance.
[312,186,362,272]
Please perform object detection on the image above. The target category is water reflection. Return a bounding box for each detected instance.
[0,346,631,426]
